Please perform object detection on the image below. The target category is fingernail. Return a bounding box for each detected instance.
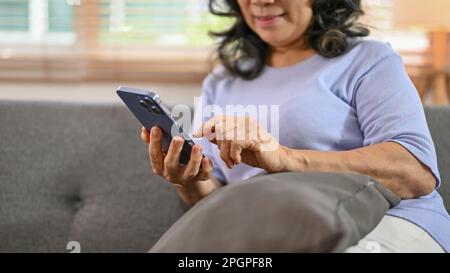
[173,136,183,143]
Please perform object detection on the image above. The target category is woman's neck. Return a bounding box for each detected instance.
[267,42,316,68]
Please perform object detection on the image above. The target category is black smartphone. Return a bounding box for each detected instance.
[117,86,197,165]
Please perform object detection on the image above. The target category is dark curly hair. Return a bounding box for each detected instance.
[209,0,370,80]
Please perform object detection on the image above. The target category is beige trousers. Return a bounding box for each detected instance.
[345,215,444,253]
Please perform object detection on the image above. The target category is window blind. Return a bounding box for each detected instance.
[49,0,74,32]
[0,0,29,31]
[99,0,214,47]
[0,0,444,83]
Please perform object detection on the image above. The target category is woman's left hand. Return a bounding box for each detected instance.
[193,115,288,173]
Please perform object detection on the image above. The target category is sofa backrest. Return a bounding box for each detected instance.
[0,101,448,253]
[425,106,450,212]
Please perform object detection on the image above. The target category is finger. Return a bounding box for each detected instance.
[215,120,231,141]
[193,116,223,139]
[224,120,241,141]
[249,120,268,143]
[224,116,239,141]
[141,127,150,144]
[219,140,234,169]
[196,157,213,181]
[181,145,203,181]
[230,142,243,165]
[193,120,212,138]
[257,124,272,143]
[149,127,164,175]
[214,120,234,144]
[164,136,184,180]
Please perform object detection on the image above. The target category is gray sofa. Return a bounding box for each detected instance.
[0,100,449,253]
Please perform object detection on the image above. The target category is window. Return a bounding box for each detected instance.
[0,0,28,31]
[0,0,75,44]
[363,0,429,52]
[0,0,437,82]
[0,0,227,82]
[363,0,434,99]
[101,0,217,47]
[48,0,74,33]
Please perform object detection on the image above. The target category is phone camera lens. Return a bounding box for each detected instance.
[139,98,160,114]
[151,105,161,114]
[139,100,148,109]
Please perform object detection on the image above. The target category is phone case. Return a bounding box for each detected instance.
[116,86,196,165]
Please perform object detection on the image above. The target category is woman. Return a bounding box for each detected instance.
[141,0,450,252]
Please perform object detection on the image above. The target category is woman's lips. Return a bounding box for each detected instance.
[254,13,286,27]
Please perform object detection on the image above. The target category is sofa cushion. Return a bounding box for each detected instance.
[150,172,400,253]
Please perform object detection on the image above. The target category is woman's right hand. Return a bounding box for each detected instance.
[140,126,213,188]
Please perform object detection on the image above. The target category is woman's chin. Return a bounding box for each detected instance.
[259,35,289,48]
